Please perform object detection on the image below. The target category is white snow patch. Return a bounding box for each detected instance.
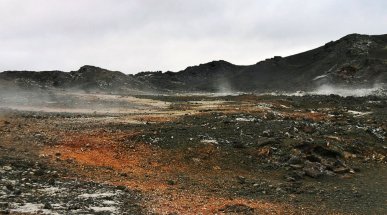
[235,117,255,122]
[2,166,13,171]
[313,75,328,81]
[39,187,66,194]
[78,192,116,199]
[51,203,65,209]
[348,110,372,116]
[367,100,381,104]
[103,200,118,205]
[10,203,59,215]
[90,206,117,213]
[201,139,219,145]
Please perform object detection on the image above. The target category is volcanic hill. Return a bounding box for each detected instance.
[1,33,386,93]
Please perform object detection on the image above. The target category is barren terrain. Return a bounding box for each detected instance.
[0,92,386,214]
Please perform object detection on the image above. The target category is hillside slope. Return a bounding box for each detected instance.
[1,34,386,93]
[137,33,387,92]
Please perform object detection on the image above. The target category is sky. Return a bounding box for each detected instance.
[0,0,386,74]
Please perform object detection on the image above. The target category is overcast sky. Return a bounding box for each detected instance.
[0,0,386,74]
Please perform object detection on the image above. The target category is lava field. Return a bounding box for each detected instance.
[0,92,386,214]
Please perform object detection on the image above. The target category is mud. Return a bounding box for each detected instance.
[0,93,386,214]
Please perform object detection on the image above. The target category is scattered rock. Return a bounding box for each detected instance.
[257,138,281,147]
[68,203,81,210]
[287,155,303,164]
[313,146,342,158]
[13,189,22,195]
[237,176,247,184]
[232,141,246,149]
[306,155,322,163]
[287,170,305,181]
[34,169,45,176]
[43,202,53,209]
[5,184,13,191]
[333,167,350,174]
[0,202,9,208]
[303,161,324,178]
[167,180,177,185]
[219,204,254,214]
[48,178,56,186]
[262,130,274,137]
[3,166,12,171]
[120,172,128,177]
[289,164,304,169]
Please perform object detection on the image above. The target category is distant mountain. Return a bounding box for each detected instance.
[1,33,386,93]
[0,65,151,93]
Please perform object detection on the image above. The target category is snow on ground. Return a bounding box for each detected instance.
[78,191,117,199]
[347,110,372,116]
[89,206,118,213]
[10,203,60,215]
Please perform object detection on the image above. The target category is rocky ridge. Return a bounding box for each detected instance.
[1,33,386,94]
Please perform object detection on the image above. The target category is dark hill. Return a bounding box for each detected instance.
[1,33,386,93]
[0,65,151,93]
[145,33,387,92]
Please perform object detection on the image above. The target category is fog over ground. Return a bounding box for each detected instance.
[0,0,386,73]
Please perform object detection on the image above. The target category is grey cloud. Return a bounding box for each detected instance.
[0,0,386,73]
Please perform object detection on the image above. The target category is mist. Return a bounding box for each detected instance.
[0,88,168,114]
[215,77,234,95]
[310,84,386,97]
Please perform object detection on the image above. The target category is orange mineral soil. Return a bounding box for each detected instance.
[42,129,295,214]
